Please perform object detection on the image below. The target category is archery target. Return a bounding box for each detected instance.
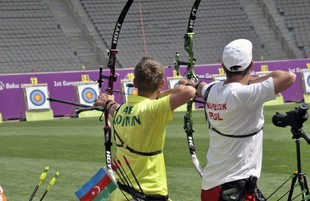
[127,86,138,95]
[121,80,138,102]
[30,90,46,106]
[76,83,99,106]
[167,77,180,89]
[82,87,97,103]
[24,85,50,110]
[301,71,310,93]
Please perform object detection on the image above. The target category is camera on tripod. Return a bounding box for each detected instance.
[271,103,310,200]
[272,102,308,129]
[272,102,310,144]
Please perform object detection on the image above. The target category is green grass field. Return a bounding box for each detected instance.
[1,103,310,201]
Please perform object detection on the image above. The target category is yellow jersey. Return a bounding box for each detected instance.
[111,95,173,201]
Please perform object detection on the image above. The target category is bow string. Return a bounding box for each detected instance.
[98,0,134,177]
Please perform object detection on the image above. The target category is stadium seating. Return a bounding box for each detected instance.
[0,0,309,74]
[0,0,83,74]
[275,0,310,58]
[80,0,268,68]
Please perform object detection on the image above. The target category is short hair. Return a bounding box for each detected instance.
[134,56,164,94]
[223,61,253,78]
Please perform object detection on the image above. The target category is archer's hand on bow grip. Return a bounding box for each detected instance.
[94,94,115,108]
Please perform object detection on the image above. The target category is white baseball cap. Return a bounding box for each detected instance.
[222,39,253,72]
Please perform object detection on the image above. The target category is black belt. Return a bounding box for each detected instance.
[115,143,163,156]
[210,126,263,138]
[114,130,163,156]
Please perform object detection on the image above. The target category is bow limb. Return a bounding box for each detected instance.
[183,0,203,178]
[98,0,134,177]
[184,0,200,81]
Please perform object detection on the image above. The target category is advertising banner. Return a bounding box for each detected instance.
[0,59,309,120]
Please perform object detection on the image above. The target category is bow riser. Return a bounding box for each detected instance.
[175,0,203,178]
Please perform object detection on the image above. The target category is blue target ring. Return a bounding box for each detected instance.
[30,90,46,106]
[127,86,138,95]
[307,74,310,87]
[82,87,97,103]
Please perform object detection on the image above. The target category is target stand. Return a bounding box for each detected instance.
[0,113,2,123]
[75,82,102,118]
[24,84,54,122]
[301,69,310,103]
[304,94,310,103]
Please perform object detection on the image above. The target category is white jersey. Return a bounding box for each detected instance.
[201,77,276,190]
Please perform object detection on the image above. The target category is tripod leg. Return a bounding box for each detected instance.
[303,176,310,200]
[298,174,310,200]
[287,174,298,201]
